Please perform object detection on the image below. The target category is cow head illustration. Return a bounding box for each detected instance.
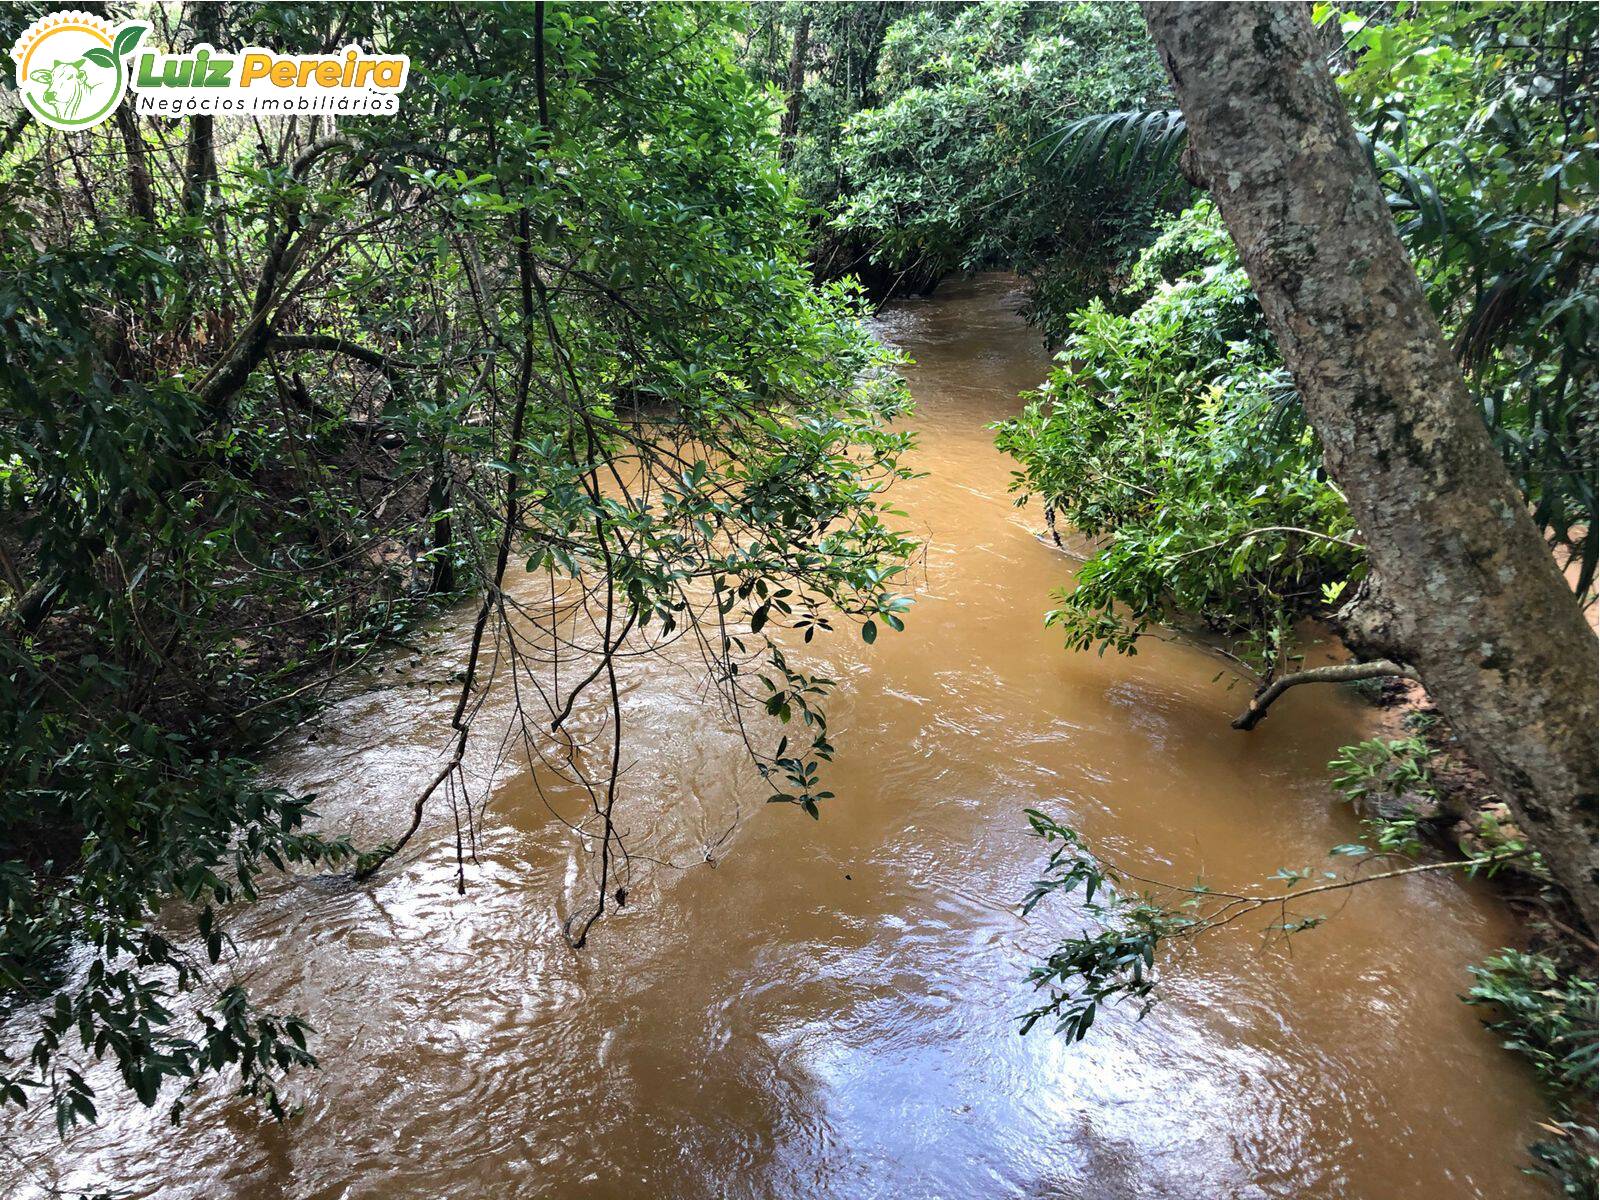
[29,57,101,121]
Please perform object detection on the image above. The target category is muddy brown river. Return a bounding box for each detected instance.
[5,274,1547,1199]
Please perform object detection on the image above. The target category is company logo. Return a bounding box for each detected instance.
[10,11,145,130]
[9,11,410,129]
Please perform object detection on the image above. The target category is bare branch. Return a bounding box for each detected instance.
[1175,525,1364,561]
[1232,658,1416,730]
[268,334,428,373]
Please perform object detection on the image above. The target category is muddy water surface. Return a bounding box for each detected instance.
[8,274,1546,1199]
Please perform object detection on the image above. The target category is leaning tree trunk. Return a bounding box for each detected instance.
[1142,1,1599,930]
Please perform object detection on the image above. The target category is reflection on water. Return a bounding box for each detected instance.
[3,274,1545,1200]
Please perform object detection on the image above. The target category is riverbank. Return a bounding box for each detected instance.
[1361,675,1599,1190]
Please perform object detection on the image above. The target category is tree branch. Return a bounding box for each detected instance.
[1232,658,1416,730]
[267,334,428,373]
[1175,525,1364,561]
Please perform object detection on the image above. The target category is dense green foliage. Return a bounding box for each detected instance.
[830,1,1170,320]
[1466,951,1599,1194]
[996,206,1359,673]
[999,1,1597,679]
[741,1,1172,313]
[741,3,897,220]
[1,1,913,1128]
[1340,1,1599,596]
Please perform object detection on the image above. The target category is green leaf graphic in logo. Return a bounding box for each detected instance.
[112,24,145,60]
[16,19,145,130]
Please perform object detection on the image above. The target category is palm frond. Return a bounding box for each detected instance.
[1034,108,1189,203]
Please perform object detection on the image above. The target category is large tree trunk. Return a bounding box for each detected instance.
[1142,2,1599,929]
[115,107,157,226]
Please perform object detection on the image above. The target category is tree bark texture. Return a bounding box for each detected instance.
[1143,1,1598,928]
[779,10,811,164]
[115,107,157,226]
[181,1,221,216]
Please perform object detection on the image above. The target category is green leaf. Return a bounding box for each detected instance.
[113,25,147,59]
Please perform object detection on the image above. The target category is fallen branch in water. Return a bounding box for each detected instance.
[1232,658,1416,730]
